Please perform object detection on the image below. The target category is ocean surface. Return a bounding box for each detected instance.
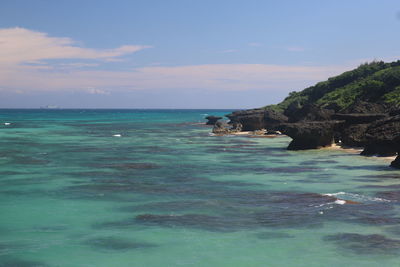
[0,109,400,267]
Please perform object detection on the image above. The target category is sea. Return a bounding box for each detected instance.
[0,109,399,267]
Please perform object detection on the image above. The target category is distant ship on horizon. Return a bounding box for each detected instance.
[40,105,60,109]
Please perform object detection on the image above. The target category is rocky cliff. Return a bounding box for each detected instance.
[222,60,400,169]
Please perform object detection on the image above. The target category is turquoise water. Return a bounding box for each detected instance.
[0,109,400,267]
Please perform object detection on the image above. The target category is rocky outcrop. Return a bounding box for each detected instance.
[265,130,282,135]
[216,60,400,169]
[331,114,386,147]
[390,156,400,168]
[212,121,242,135]
[341,100,395,114]
[212,121,230,134]
[361,115,400,157]
[226,107,288,131]
[332,113,387,124]
[285,103,335,122]
[205,116,222,125]
[227,109,265,131]
[340,124,369,147]
[391,135,400,168]
[230,122,243,132]
[278,121,340,150]
[263,108,289,126]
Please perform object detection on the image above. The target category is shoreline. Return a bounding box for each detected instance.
[326,143,396,162]
[211,128,397,162]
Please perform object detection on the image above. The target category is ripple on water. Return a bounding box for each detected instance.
[255,231,295,240]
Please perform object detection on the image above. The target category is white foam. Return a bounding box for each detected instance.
[112,134,122,137]
[4,122,11,126]
[323,192,391,203]
[334,199,346,205]
[323,192,345,197]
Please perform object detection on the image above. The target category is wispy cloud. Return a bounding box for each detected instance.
[86,87,110,95]
[0,63,350,93]
[221,49,238,53]
[59,63,100,68]
[0,28,357,95]
[248,42,262,47]
[0,27,151,65]
[286,46,305,52]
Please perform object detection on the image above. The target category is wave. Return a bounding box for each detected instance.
[323,192,391,203]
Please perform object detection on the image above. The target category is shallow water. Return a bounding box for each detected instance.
[0,109,400,267]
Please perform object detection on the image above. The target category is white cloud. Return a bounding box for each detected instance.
[0,27,150,65]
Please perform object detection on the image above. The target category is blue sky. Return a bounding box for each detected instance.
[0,0,399,108]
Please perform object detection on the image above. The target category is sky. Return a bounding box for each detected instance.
[0,0,399,109]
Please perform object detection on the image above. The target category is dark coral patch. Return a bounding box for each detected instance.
[108,163,160,170]
[84,237,156,251]
[256,166,320,173]
[376,190,400,201]
[323,233,400,255]
[0,257,48,267]
[134,214,240,232]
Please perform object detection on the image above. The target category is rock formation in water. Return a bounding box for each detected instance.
[221,60,400,168]
[278,121,340,150]
[212,121,242,135]
[205,115,222,125]
[361,115,400,157]
[226,107,288,131]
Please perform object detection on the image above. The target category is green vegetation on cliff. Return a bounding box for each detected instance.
[268,60,400,113]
